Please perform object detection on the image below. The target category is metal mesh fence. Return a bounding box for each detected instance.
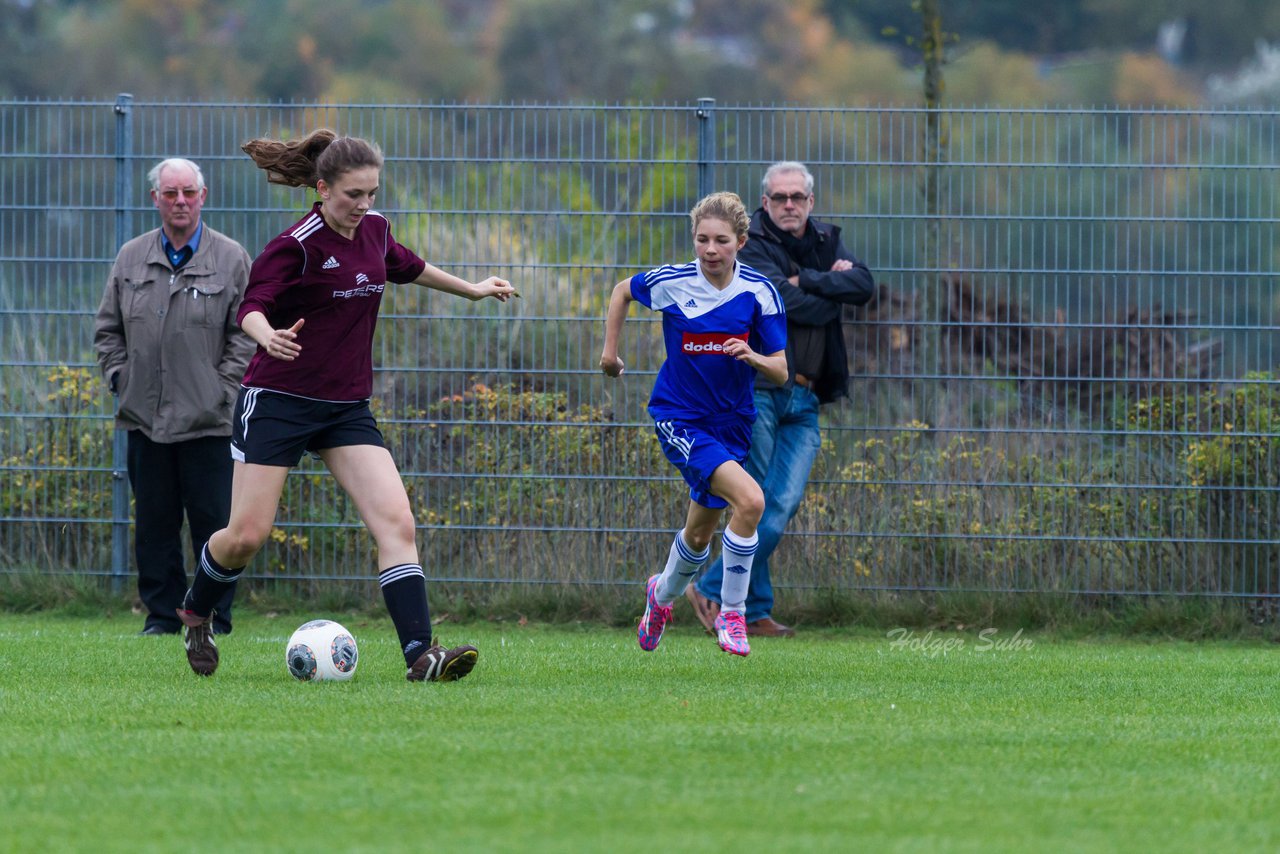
[2,98,1278,598]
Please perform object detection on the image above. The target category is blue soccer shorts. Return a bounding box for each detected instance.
[653,416,752,509]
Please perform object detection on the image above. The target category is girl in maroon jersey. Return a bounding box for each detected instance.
[176,129,516,682]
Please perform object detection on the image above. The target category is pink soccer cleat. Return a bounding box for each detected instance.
[637,574,672,651]
[714,611,750,657]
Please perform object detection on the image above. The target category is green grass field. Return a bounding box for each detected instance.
[1,612,1277,853]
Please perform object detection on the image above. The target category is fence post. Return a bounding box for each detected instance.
[696,97,715,198]
[109,93,133,594]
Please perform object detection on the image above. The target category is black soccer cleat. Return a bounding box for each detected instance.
[176,608,219,676]
[406,643,478,682]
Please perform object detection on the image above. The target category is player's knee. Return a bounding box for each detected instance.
[734,488,766,527]
[220,523,270,563]
[683,528,714,553]
[381,507,418,549]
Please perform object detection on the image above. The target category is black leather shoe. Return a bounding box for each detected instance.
[139,625,178,636]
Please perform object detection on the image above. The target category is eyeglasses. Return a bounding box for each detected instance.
[158,188,201,202]
[767,192,810,205]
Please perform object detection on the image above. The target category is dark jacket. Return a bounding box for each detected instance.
[738,208,874,404]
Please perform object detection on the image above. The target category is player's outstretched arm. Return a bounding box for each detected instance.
[599,280,633,378]
[414,263,518,302]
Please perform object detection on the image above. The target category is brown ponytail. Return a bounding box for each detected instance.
[242,129,383,189]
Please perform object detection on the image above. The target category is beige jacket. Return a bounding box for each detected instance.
[94,223,255,443]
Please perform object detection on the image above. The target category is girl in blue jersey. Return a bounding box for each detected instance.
[600,192,788,656]
[175,130,515,683]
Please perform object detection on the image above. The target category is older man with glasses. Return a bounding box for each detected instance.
[94,158,254,636]
[686,160,875,637]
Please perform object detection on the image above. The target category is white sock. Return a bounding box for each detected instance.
[719,529,758,613]
[655,529,709,605]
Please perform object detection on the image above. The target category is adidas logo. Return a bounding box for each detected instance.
[684,298,698,308]
[322,256,340,270]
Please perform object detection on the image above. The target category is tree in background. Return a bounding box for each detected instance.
[490,0,903,104]
[494,0,700,102]
[916,0,949,427]
[841,0,1280,76]
[3,0,1280,105]
[0,0,485,101]
[845,0,1088,57]
[680,0,907,104]
[240,0,486,102]
[0,0,62,98]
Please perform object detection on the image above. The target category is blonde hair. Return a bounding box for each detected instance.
[689,191,749,239]
[241,129,384,189]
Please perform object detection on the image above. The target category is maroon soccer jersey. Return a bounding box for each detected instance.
[238,202,427,400]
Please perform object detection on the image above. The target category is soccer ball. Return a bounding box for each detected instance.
[286,619,358,681]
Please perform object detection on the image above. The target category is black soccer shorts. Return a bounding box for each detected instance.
[230,386,386,467]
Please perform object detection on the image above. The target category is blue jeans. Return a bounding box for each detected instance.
[696,384,821,622]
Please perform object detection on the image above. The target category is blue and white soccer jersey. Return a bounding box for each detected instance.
[631,259,786,507]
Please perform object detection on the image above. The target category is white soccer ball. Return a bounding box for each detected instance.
[286,619,359,681]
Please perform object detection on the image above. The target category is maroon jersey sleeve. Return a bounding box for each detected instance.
[238,236,307,327]
[382,221,427,284]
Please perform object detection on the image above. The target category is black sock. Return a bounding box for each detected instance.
[379,564,432,667]
[185,542,244,618]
